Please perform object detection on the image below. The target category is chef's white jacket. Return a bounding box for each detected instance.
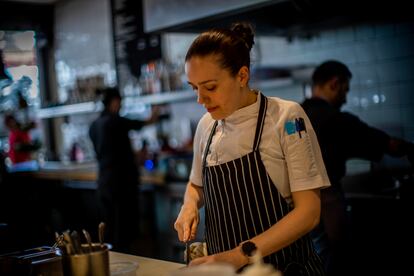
[190,92,330,204]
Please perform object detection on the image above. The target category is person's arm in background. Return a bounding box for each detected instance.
[13,141,41,152]
[124,105,166,130]
[406,142,414,166]
[340,112,414,167]
[145,105,167,125]
[387,137,414,166]
[20,121,36,132]
[387,137,414,157]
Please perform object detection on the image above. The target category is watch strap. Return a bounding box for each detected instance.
[241,240,257,257]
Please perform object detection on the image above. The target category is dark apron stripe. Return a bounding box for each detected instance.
[205,168,221,253]
[252,152,272,228]
[210,165,227,252]
[203,170,215,252]
[240,155,259,236]
[232,160,250,241]
[218,164,238,249]
[246,153,265,231]
[212,165,231,250]
[226,163,243,242]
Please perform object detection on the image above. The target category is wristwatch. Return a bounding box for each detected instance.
[241,240,257,257]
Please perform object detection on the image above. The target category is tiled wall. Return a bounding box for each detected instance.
[257,22,414,142]
[165,22,414,140]
[257,21,414,172]
[54,0,116,102]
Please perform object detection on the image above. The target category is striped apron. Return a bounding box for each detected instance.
[202,93,325,275]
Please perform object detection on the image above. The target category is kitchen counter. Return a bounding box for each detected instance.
[110,251,184,276]
[10,161,165,185]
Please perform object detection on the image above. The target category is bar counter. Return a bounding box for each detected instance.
[11,161,165,185]
[110,251,184,276]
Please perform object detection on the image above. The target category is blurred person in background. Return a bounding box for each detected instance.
[89,87,160,253]
[301,60,414,276]
[4,114,40,165]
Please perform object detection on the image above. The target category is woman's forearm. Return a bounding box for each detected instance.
[184,182,204,209]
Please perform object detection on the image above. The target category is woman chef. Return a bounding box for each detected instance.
[174,22,330,276]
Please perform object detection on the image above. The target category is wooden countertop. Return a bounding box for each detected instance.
[31,161,97,181]
[110,251,184,276]
[11,161,165,185]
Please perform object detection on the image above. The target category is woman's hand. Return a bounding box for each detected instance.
[174,202,199,242]
[189,247,248,270]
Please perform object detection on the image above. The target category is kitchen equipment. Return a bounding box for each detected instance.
[0,246,63,276]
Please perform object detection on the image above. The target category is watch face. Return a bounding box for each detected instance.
[242,241,257,257]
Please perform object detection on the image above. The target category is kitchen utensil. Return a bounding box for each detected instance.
[62,231,74,255]
[62,243,110,276]
[53,232,64,251]
[98,222,105,247]
[70,231,83,254]
[185,242,190,266]
[0,246,63,276]
[82,229,93,253]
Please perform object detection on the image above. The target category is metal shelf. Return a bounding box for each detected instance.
[36,78,300,119]
[124,90,195,105]
[36,90,195,119]
[37,101,101,119]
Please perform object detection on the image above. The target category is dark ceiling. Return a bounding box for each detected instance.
[0,1,54,41]
[1,0,413,40]
[146,0,414,37]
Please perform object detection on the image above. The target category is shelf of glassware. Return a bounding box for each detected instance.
[36,90,196,119]
[36,78,300,119]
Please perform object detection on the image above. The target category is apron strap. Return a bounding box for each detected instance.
[202,120,218,169]
[253,93,268,151]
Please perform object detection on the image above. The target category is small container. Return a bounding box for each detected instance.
[62,243,110,276]
[110,261,139,276]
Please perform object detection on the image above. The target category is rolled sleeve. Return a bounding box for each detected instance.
[281,104,330,192]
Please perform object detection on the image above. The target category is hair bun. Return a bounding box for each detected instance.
[230,22,255,51]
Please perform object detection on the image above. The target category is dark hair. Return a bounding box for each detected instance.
[4,114,17,125]
[312,60,352,86]
[4,114,18,127]
[99,87,121,108]
[185,22,255,76]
